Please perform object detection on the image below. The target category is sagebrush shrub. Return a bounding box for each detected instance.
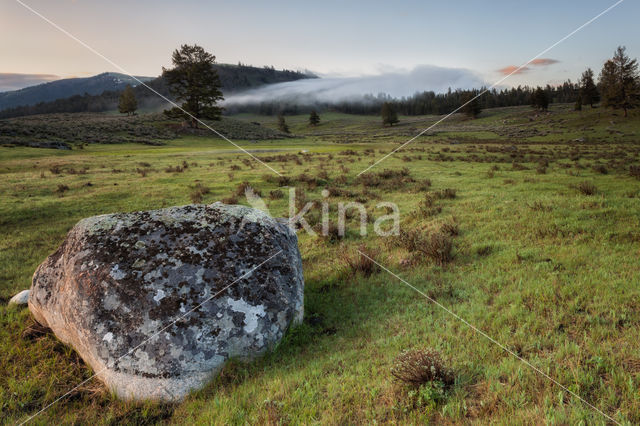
[342,244,380,277]
[189,183,210,204]
[391,349,454,386]
[577,181,597,195]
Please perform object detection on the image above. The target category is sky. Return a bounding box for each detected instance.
[1,0,639,92]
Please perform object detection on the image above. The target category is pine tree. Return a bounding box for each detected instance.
[579,68,598,108]
[118,85,137,116]
[599,46,640,117]
[574,96,582,111]
[461,91,481,118]
[277,114,289,133]
[162,44,224,127]
[531,87,549,111]
[309,110,320,126]
[381,102,399,126]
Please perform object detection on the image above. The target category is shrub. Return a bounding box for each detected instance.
[433,188,457,199]
[576,181,597,195]
[396,229,454,265]
[190,183,210,204]
[592,164,608,174]
[475,244,492,257]
[269,189,284,200]
[235,181,261,197]
[221,195,238,204]
[342,245,380,277]
[439,221,459,236]
[423,232,454,265]
[55,184,69,195]
[165,165,184,173]
[391,349,454,386]
[529,201,552,212]
[418,194,441,217]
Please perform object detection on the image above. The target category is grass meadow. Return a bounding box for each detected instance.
[2,104,640,424]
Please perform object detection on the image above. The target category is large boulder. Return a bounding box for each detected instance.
[28,203,303,401]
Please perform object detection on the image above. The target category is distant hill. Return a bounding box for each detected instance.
[0,65,316,118]
[0,73,154,111]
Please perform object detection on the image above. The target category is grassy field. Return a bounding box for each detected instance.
[2,104,640,424]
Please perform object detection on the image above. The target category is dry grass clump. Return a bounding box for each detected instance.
[234,181,261,197]
[423,232,455,265]
[342,244,380,277]
[55,184,69,196]
[630,165,640,180]
[576,181,597,196]
[269,189,284,200]
[391,349,454,386]
[395,228,454,265]
[221,195,238,205]
[439,221,459,236]
[189,182,210,204]
[418,194,442,217]
[592,164,608,174]
[433,188,457,200]
[165,164,184,173]
[529,200,552,212]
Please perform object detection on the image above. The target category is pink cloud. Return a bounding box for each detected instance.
[497,65,530,75]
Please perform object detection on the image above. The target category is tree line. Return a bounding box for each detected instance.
[229,46,639,120]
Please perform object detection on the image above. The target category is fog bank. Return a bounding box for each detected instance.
[223,65,486,106]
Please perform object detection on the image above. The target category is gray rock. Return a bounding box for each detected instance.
[9,289,30,305]
[28,202,304,401]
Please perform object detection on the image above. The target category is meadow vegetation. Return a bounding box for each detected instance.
[1,104,640,423]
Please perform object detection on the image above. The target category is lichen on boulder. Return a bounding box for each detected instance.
[28,202,304,401]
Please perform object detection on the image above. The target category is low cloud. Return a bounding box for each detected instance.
[530,58,559,66]
[0,73,60,92]
[224,65,486,106]
[497,65,530,75]
[497,58,559,76]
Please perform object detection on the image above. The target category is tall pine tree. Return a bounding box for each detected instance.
[162,44,224,127]
[579,68,598,108]
[118,85,137,116]
[461,91,481,118]
[277,114,290,133]
[309,110,320,126]
[381,102,399,126]
[599,46,640,117]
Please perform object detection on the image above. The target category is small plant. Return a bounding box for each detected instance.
[475,244,492,257]
[396,228,454,265]
[234,181,261,197]
[189,182,210,204]
[268,189,284,200]
[439,221,459,236]
[576,181,597,195]
[418,195,442,217]
[391,348,454,387]
[433,188,457,199]
[424,232,454,265]
[342,245,380,277]
[529,201,552,212]
[55,184,69,195]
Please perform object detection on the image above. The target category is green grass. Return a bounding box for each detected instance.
[2,105,640,424]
